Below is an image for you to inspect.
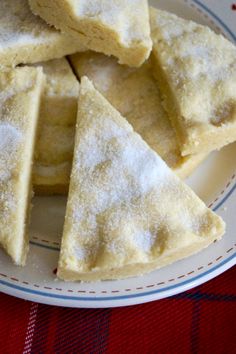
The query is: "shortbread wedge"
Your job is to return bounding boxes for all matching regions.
[70,51,206,178]
[33,58,79,194]
[0,67,44,265]
[0,0,85,69]
[57,77,225,282]
[150,8,236,156]
[29,0,152,67]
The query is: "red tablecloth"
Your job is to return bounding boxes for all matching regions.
[0,266,235,353]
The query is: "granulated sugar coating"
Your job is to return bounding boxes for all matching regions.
[0,66,44,266]
[29,0,152,66]
[57,77,225,282]
[151,7,236,156]
[0,0,85,68]
[70,51,207,178]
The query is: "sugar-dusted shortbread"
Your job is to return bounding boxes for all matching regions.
[57,77,225,282]
[150,8,236,156]
[0,0,85,69]
[33,58,79,194]
[0,67,44,265]
[29,0,152,67]
[70,51,206,178]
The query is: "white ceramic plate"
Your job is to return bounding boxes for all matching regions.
[0,0,235,308]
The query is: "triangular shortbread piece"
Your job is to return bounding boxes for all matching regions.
[0,0,85,69]
[0,67,44,265]
[33,58,79,195]
[70,51,206,178]
[150,8,236,156]
[57,77,225,281]
[29,0,152,67]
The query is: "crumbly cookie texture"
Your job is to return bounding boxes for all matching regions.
[70,51,206,179]
[0,0,85,69]
[57,77,225,282]
[29,0,152,67]
[150,8,236,156]
[0,66,44,265]
[33,58,79,195]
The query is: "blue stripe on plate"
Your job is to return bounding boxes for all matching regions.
[213,181,236,211]
[29,2,236,253]
[193,0,236,42]
[0,253,235,301]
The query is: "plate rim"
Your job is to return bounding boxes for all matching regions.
[0,252,235,307]
[1,0,236,307]
[1,176,235,307]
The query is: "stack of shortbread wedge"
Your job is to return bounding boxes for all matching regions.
[0,0,235,282]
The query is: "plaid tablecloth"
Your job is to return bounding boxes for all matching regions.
[0,266,235,353]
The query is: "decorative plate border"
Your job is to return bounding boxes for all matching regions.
[192,0,236,42]
[29,0,236,251]
[0,246,235,301]
[1,171,235,301]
